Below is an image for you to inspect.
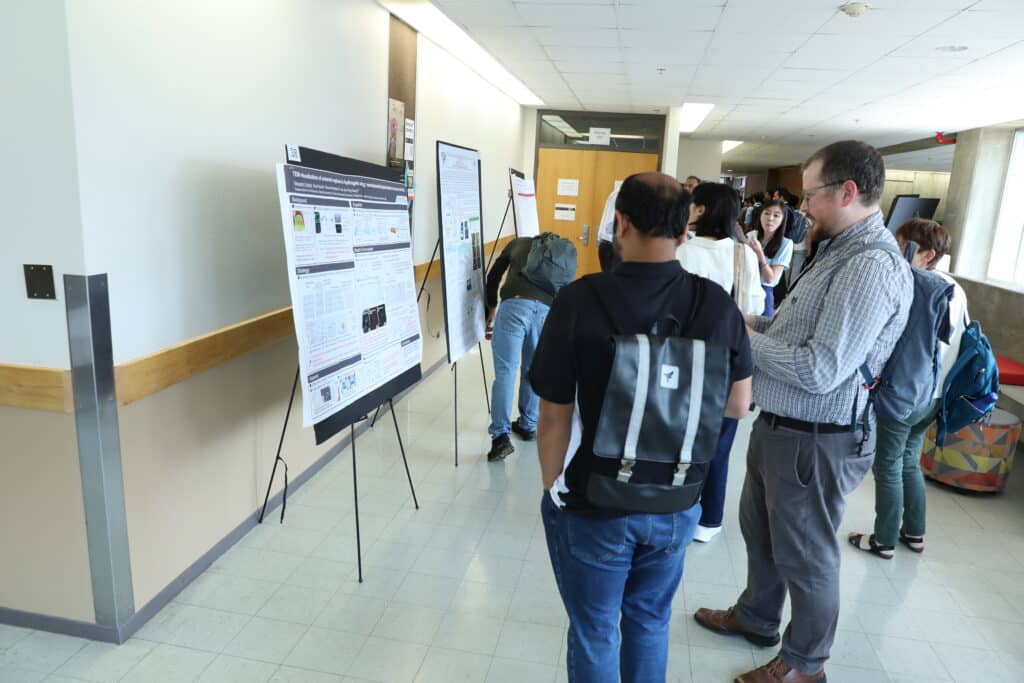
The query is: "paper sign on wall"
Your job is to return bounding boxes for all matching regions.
[404,119,415,161]
[554,203,576,221]
[589,127,611,145]
[510,174,540,238]
[557,178,579,196]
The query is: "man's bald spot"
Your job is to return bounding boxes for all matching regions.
[633,171,683,199]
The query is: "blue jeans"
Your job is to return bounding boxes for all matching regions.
[488,298,548,439]
[541,493,699,683]
[699,417,739,528]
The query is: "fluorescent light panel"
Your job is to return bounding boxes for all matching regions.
[679,103,714,133]
[381,1,544,106]
[722,140,744,154]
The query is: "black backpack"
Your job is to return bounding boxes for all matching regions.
[583,273,732,514]
[785,206,809,245]
[522,232,578,295]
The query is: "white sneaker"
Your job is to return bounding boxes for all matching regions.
[693,524,722,543]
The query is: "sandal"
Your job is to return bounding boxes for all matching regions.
[899,530,925,554]
[847,532,894,559]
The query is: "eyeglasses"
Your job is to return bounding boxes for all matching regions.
[801,181,845,204]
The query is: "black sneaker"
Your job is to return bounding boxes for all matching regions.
[511,419,536,441]
[487,435,514,462]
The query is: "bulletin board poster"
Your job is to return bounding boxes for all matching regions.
[509,169,540,238]
[276,146,422,442]
[436,140,487,364]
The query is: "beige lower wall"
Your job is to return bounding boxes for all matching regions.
[881,170,952,224]
[121,274,449,609]
[0,407,95,622]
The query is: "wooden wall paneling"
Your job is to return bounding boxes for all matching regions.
[0,364,72,413]
[113,308,295,406]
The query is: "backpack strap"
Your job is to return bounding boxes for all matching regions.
[731,242,746,308]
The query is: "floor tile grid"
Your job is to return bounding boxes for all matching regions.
[7,348,1024,682]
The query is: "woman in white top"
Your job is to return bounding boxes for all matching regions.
[675,182,761,543]
[849,219,969,559]
[745,200,794,316]
[676,183,765,316]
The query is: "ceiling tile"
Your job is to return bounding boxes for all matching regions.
[618,30,710,50]
[816,7,960,37]
[890,33,1019,61]
[556,60,627,75]
[515,3,617,29]
[615,4,722,30]
[622,43,709,66]
[927,8,1024,39]
[718,3,838,34]
[530,28,618,47]
[501,59,564,81]
[544,46,623,62]
[436,1,525,27]
[563,72,627,88]
[771,67,851,85]
[469,27,542,56]
[785,34,905,70]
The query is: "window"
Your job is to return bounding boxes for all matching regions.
[988,129,1024,287]
[537,111,665,153]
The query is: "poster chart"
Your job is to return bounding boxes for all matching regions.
[276,147,422,443]
[436,140,487,364]
[509,169,540,238]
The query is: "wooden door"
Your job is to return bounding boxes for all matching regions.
[536,148,660,277]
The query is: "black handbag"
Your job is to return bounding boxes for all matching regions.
[583,273,731,514]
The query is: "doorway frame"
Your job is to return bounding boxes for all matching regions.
[533,109,668,179]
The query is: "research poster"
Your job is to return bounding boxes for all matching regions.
[276,158,422,428]
[510,171,540,238]
[436,141,487,364]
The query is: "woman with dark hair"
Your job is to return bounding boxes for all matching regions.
[746,200,794,316]
[678,183,765,315]
[676,182,762,543]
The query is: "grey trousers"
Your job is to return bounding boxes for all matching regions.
[734,415,875,674]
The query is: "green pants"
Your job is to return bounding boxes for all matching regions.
[873,401,939,547]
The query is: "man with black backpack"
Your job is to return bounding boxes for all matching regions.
[484,232,577,462]
[529,172,753,682]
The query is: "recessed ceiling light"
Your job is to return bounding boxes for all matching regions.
[381,1,542,105]
[722,140,744,154]
[936,45,969,52]
[679,103,715,133]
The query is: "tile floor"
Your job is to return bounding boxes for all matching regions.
[3,349,1024,682]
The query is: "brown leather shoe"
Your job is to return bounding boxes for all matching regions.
[735,656,826,683]
[693,606,780,647]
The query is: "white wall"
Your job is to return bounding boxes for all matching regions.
[661,106,682,175]
[412,37,525,263]
[676,138,723,184]
[0,0,86,368]
[945,126,1015,279]
[63,0,390,364]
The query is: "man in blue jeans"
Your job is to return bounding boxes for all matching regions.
[484,236,572,462]
[530,173,753,681]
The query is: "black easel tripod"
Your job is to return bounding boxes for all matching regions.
[258,366,419,583]
[409,231,496,467]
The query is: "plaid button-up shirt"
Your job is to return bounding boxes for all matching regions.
[749,211,913,425]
